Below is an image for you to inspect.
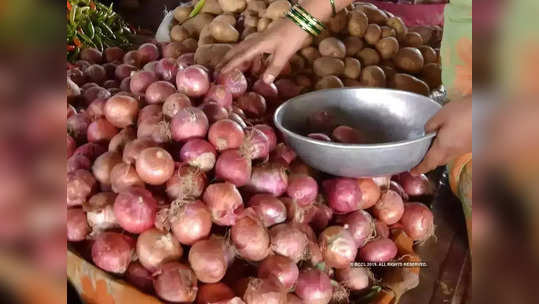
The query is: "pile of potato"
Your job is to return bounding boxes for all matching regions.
[169,0,442,96]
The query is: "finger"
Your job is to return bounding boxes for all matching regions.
[410,140,446,176]
[424,110,446,133]
[262,51,289,84]
[221,43,264,74]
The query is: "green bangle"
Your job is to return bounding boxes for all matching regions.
[286,10,319,36]
[286,4,326,36]
[290,7,322,34]
[294,5,326,32]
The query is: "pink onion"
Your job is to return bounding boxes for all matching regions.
[120,77,131,91]
[73,142,106,161]
[269,223,309,263]
[104,47,124,63]
[113,187,158,233]
[217,69,248,98]
[394,172,433,197]
[67,169,97,207]
[176,65,210,97]
[68,68,86,85]
[153,262,198,302]
[231,208,271,261]
[155,57,179,81]
[145,81,176,104]
[188,236,232,283]
[84,86,111,104]
[84,64,107,84]
[358,178,381,209]
[130,70,158,94]
[335,266,371,291]
[322,178,362,214]
[236,92,267,118]
[136,228,183,272]
[200,102,229,123]
[108,127,136,153]
[115,64,137,80]
[138,43,160,63]
[196,283,235,304]
[67,154,91,173]
[143,61,158,73]
[122,138,156,164]
[308,133,332,142]
[335,210,374,247]
[252,79,278,100]
[318,226,358,269]
[104,94,139,128]
[359,238,398,262]
[248,194,287,227]
[179,139,216,172]
[287,174,318,207]
[203,182,244,226]
[170,107,209,141]
[83,192,119,232]
[240,127,270,160]
[309,202,334,232]
[374,219,390,238]
[103,79,119,89]
[125,262,154,294]
[271,143,297,166]
[208,119,245,151]
[162,93,192,119]
[87,118,119,143]
[390,180,409,201]
[204,84,233,108]
[295,268,333,304]
[110,162,144,193]
[169,200,212,245]
[91,232,135,274]
[177,53,195,69]
[92,151,122,185]
[137,118,171,144]
[123,50,143,67]
[399,202,434,242]
[258,255,299,290]
[87,98,107,121]
[229,112,247,129]
[245,162,288,197]
[67,112,90,142]
[254,124,277,151]
[166,164,207,200]
[135,147,175,185]
[307,111,337,134]
[67,208,90,241]
[332,125,364,143]
[372,175,391,190]
[80,47,103,63]
[215,149,252,187]
[67,134,76,158]
[243,277,286,304]
[372,190,404,225]
[162,42,184,59]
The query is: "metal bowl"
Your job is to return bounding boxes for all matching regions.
[273,88,442,177]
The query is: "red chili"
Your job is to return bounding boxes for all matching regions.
[73,37,82,47]
[67,45,76,51]
[90,1,96,10]
[67,1,72,11]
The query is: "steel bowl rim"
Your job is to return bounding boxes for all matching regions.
[273,88,440,149]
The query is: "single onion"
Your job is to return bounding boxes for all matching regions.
[271,143,297,166]
[177,53,195,69]
[130,70,158,94]
[169,200,212,245]
[155,57,179,81]
[357,178,382,209]
[67,169,97,207]
[372,175,391,190]
[87,98,106,121]
[162,41,184,59]
[138,43,160,63]
[145,81,176,105]
[287,174,318,207]
[258,255,299,291]
[179,138,216,171]
[322,178,362,214]
[123,50,142,67]
[91,232,135,274]
[162,93,192,119]
[110,162,144,193]
[67,134,76,158]
[399,202,434,242]
[73,142,106,161]
[372,190,404,225]
[67,154,91,173]
[105,47,124,63]
[87,118,119,143]
[275,78,302,99]
[359,238,398,262]
[332,125,364,143]
[395,172,433,197]
[229,112,247,129]
[309,202,334,232]
[153,262,198,303]
[80,47,103,63]
[216,69,248,98]
[113,187,158,233]
[115,64,137,80]
[243,277,286,304]
[204,84,233,108]
[196,283,235,304]
[171,107,209,141]
[335,266,371,291]
[120,77,131,91]
[269,223,308,263]
[335,210,374,247]
[245,162,288,197]
[84,86,111,104]
[68,68,86,85]
[136,228,183,272]
[215,149,252,187]
[67,208,90,242]
[252,79,278,100]
[308,133,332,142]
[108,127,136,153]
[166,164,207,199]
[200,102,229,123]
[208,119,245,151]
[248,194,287,227]
[188,236,231,283]
[92,151,122,185]
[390,181,409,201]
[295,268,332,304]
[67,112,90,142]
[83,192,119,232]
[318,226,358,269]
[254,124,277,152]
[125,262,154,294]
[240,128,270,160]
[236,92,267,118]
[122,138,156,164]
[84,64,107,84]
[104,94,139,128]
[177,65,210,97]
[203,182,244,226]
[307,111,336,134]
[374,219,390,238]
[137,119,171,144]
[231,208,271,261]
[135,147,174,185]
[138,104,163,125]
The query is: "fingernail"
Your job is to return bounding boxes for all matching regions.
[264,74,275,84]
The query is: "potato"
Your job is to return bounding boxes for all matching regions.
[257,18,271,32]
[402,32,424,48]
[393,47,424,74]
[290,54,306,71]
[357,48,381,66]
[375,37,399,60]
[198,25,215,46]
[243,13,259,28]
[381,26,396,38]
[201,0,223,14]
[343,78,362,87]
[194,43,233,68]
[301,47,321,63]
[359,6,387,25]
[182,38,198,52]
[365,24,382,45]
[348,11,369,37]
[329,9,349,34]
[170,25,190,42]
[421,63,442,90]
[174,6,192,23]
[247,0,267,17]
[210,21,240,43]
[213,14,236,25]
[313,57,345,77]
[183,13,214,37]
[381,65,396,81]
[410,26,433,45]
[315,75,344,90]
[360,65,386,87]
[319,37,346,58]
[264,0,291,20]
[390,73,429,96]
[431,26,443,46]
[218,0,246,13]
[344,57,362,80]
[241,27,257,39]
[417,46,437,64]
[344,37,364,56]
[386,16,408,41]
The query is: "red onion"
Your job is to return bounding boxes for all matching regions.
[67,154,91,173]
[322,178,362,214]
[166,164,207,199]
[67,169,97,207]
[295,268,333,304]
[67,104,77,118]
[153,262,198,303]
[390,181,409,201]
[68,67,86,85]
[92,151,122,185]
[258,255,299,290]
[171,107,209,141]
[137,118,172,144]
[217,69,248,98]
[83,192,119,232]
[275,79,302,100]
[138,104,163,124]
[252,79,278,100]
[67,208,90,242]
[208,119,245,151]
[80,47,103,63]
[271,143,297,166]
[372,190,405,225]
[307,111,337,134]
[372,175,391,190]
[144,81,176,104]
[135,147,175,185]
[309,202,334,232]
[144,61,158,72]
[395,172,433,197]
[125,262,154,294]
[103,79,119,89]
[177,53,195,69]
[104,47,124,63]
[287,174,318,207]
[308,133,332,142]
[163,93,192,119]
[243,277,287,304]
[200,102,229,123]
[130,70,158,94]
[231,208,271,261]
[332,125,364,143]
[318,226,358,269]
[113,187,158,233]
[110,162,144,193]
[91,232,134,274]
[108,127,136,153]
[87,98,106,121]
[254,124,277,152]
[215,149,252,187]
[335,266,371,291]
[245,162,288,197]
[84,64,107,84]
[169,200,212,245]
[203,182,244,226]
[248,194,287,227]
[236,92,267,118]
[122,138,156,164]
[155,57,179,81]
[139,43,160,62]
[120,77,131,91]
[87,118,119,142]
[229,112,247,129]
[123,50,142,67]
[162,42,184,59]
[67,134,76,158]
[179,139,217,171]
[399,202,434,242]
[67,112,90,142]
[73,142,106,161]
[269,223,309,263]
[240,128,270,160]
[136,228,183,272]
[357,178,381,209]
[336,210,374,248]
[204,84,233,109]
[115,64,137,80]
[359,238,398,262]
[374,219,390,238]
[84,86,111,104]
[176,65,210,97]
[196,283,235,304]
[188,236,232,283]
[104,94,139,128]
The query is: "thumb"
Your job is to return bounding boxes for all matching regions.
[425,111,445,133]
[262,52,289,84]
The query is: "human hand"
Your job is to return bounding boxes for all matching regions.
[219,18,309,84]
[411,95,472,175]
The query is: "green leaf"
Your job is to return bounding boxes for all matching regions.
[188,0,206,18]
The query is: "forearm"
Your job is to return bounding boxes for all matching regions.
[300,0,356,23]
